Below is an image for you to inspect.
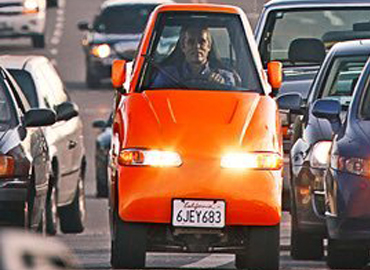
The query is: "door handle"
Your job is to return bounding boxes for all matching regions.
[68,140,77,150]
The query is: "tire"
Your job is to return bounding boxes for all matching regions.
[46,181,58,235]
[59,174,86,233]
[236,225,280,270]
[32,34,45,48]
[327,239,369,269]
[96,175,108,198]
[86,66,101,89]
[111,212,147,269]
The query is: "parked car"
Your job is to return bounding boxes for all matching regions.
[77,0,173,88]
[0,0,46,48]
[278,39,370,260]
[109,3,284,269]
[309,52,370,269]
[0,66,56,230]
[0,55,87,235]
[92,113,112,198]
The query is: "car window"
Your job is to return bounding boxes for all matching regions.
[320,56,367,106]
[9,69,39,108]
[260,8,370,67]
[94,4,157,34]
[140,12,262,92]
[0,79,16,125]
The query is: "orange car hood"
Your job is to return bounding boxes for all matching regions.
[124,90,279,157]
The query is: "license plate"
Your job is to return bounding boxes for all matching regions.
[172,199,225,228]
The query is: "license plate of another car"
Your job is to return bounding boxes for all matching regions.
[172,199,225,228]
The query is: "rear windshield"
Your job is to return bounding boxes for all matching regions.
[260,8,370,67]
[9,70,38,108]
[94,4,157,34]
[139,12,262,93]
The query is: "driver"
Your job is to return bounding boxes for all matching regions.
[151,25,236,88]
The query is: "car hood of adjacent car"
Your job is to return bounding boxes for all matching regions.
[122,90,280,156]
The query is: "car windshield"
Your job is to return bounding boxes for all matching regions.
[320,56,367,107]
[9,70,39,108]
[260,8,370,67]
[140,12,262,93]
[94,4,157,34]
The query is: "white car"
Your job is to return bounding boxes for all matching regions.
[0,55,86,235]
[0,0,46,48]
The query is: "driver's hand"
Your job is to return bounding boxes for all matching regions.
[209,72,225,84]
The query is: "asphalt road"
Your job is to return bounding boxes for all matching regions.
[0,0,361,269]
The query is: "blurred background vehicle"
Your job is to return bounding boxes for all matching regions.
[0,55,87,235]
[77,0,173,88]
[47,0,58,8]
[278,39,370,261]
[0,229,79,270]
[92,113,112,198]
[319,54,370,269]
[0,0,47,48]
[0,66,55,231]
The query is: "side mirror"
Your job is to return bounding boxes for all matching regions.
[24,108,56,127]
[267,61,282,93]
[77,21,90,31]
[111,59,127,94]
[92,120,107,129]
[276,93,303,114]
[312,99,342,133]
[55,101,79,121]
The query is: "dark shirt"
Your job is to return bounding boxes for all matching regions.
[151,62,236,88]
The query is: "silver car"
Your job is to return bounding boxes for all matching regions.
[0,55,86,235]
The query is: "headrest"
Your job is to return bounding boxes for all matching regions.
[288,38,326,63]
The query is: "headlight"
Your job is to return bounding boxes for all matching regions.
[91,44,111,58]
[23,0,39,13]
[221,152,283,170]
[310,141,332,169]
[0,155,14,177]
[331,155,370,177]
[118,149,182,167]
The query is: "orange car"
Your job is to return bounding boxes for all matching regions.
[109,4,283,270]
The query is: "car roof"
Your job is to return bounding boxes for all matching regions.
[102,0,173,9]
[154,4,244,15]
[330,39,370,56]
[265,0,370,9]
[0,55,49,71]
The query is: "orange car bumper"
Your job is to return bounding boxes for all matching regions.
[117,160,282,226]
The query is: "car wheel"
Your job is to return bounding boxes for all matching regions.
[327,239,369,269]
[236,225,280,270]
[86,67,101,89]
[59,174,86,233]
[111,211,147,269]
[96,174,108,198]
[46,181,58,235]
[32,34,45,49]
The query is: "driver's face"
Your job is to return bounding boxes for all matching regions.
[181,28,211,67]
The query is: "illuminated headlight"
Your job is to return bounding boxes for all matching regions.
[91,44,111,58]
[221,152,283,170]
[310,141,332,169]
[23,0,39,13]
[332,155,370,177]
[118,149,182,167]
[0,155,14,177]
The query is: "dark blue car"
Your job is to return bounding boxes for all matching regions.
[313,51,370,269]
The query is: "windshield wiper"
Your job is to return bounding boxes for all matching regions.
[142,54,189,89]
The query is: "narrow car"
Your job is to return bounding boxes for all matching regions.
[312,52,370,269]
[0,55,87,235]
[0,0,46,48]
[77,0,173,88]
[278,39,370,260]
[109,3,283,270]
[0,66,55,230]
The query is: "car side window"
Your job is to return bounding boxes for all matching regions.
[0,79,17,126]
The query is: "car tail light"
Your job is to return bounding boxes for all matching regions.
[221,152,283,170]
[331,155,370,177]
[23,0,39,14]
[0,155,15,177]
[118,149,182,167]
